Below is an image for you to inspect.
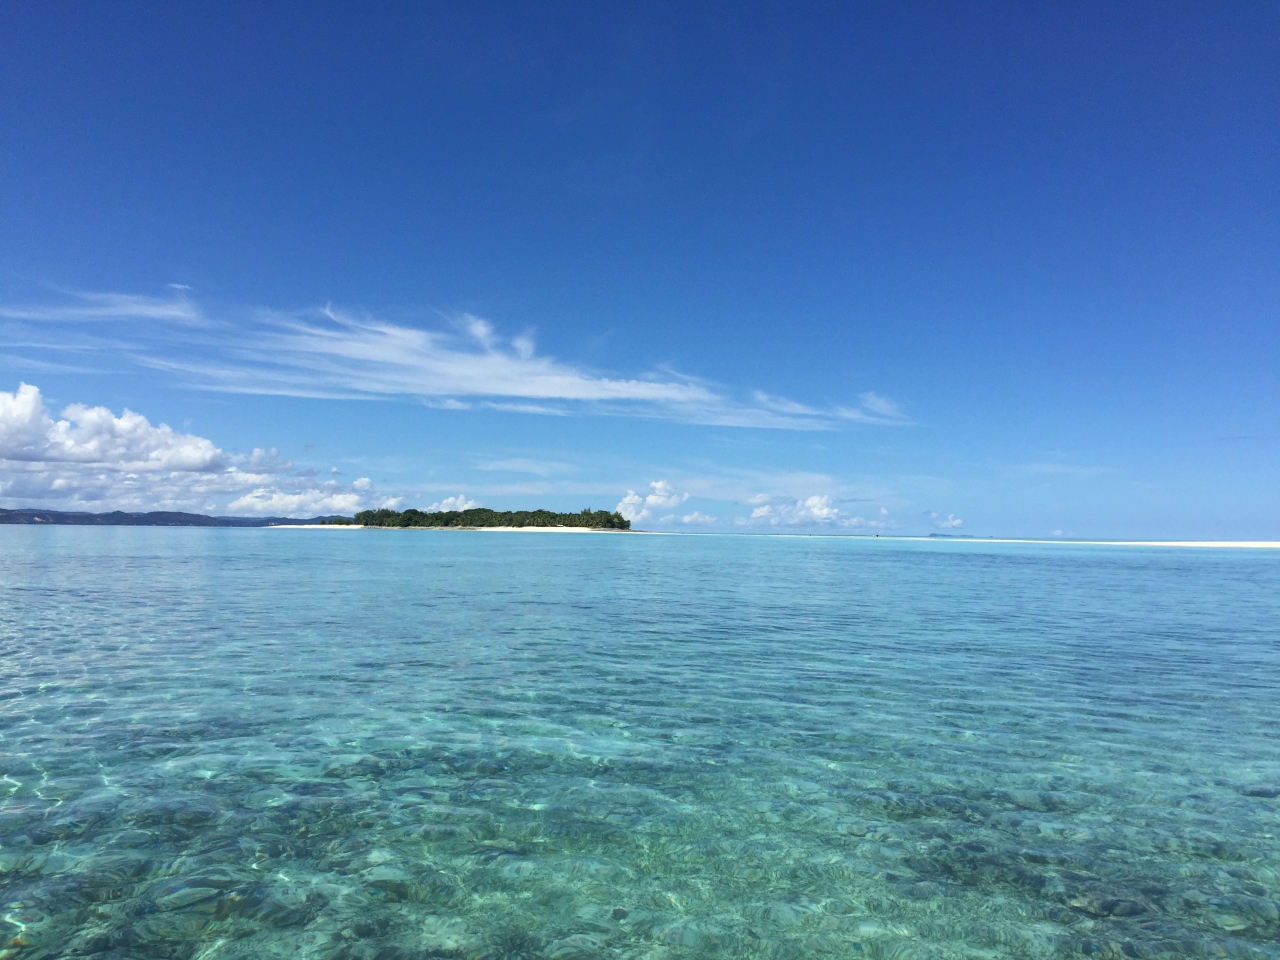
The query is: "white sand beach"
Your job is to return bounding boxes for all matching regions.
[925,538,1280,549]
[267,524,635,532]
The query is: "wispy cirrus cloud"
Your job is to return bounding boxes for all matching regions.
[0,288,203,324]
[232,308,719,405]
[3,288,916,431]
[477,458,573,476]
[1017,462,1113,478]
[839,391,913,426]
[751,390,914,427]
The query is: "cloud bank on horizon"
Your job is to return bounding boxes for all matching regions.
[0,290,951,527]
[0,289,913,431]
[0,381,926,527]
[0,383,388,516]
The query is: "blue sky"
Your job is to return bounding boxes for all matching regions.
[1,2,1277,537]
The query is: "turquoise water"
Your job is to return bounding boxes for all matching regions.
[1,529,1279,960]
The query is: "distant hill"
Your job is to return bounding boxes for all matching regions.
[0,508,351,527]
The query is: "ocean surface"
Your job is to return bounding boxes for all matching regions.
[1,528,1278,960]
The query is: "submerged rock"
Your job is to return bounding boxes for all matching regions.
[1238,785,1280,799]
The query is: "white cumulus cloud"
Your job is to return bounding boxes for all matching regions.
[0,382,226,470]
[426,494,479,512]
[930,511,964,529]
[681,511,716,525]
[0,383,384,517]
[225,487,364,516]
[616,480,689,523]
[740,494,896,530]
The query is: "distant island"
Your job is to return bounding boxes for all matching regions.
[355,507,630,529]
[0,508,349,527]
[0,505,631,530]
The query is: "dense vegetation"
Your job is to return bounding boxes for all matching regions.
[354,507,630,529]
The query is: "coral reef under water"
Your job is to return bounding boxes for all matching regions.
[1,530,1277,959]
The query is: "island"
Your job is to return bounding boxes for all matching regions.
[0,505,632,530]
[0,508,350,527]
[355,507,631,530]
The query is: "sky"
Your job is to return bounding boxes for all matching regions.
[1,1,1277,537]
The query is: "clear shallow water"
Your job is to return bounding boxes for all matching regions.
[1,529,1279,960]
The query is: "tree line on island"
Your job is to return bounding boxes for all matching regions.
[352,507,631,529]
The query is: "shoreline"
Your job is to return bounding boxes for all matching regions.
[662,533,1280,548]
[262,526,1279,546]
